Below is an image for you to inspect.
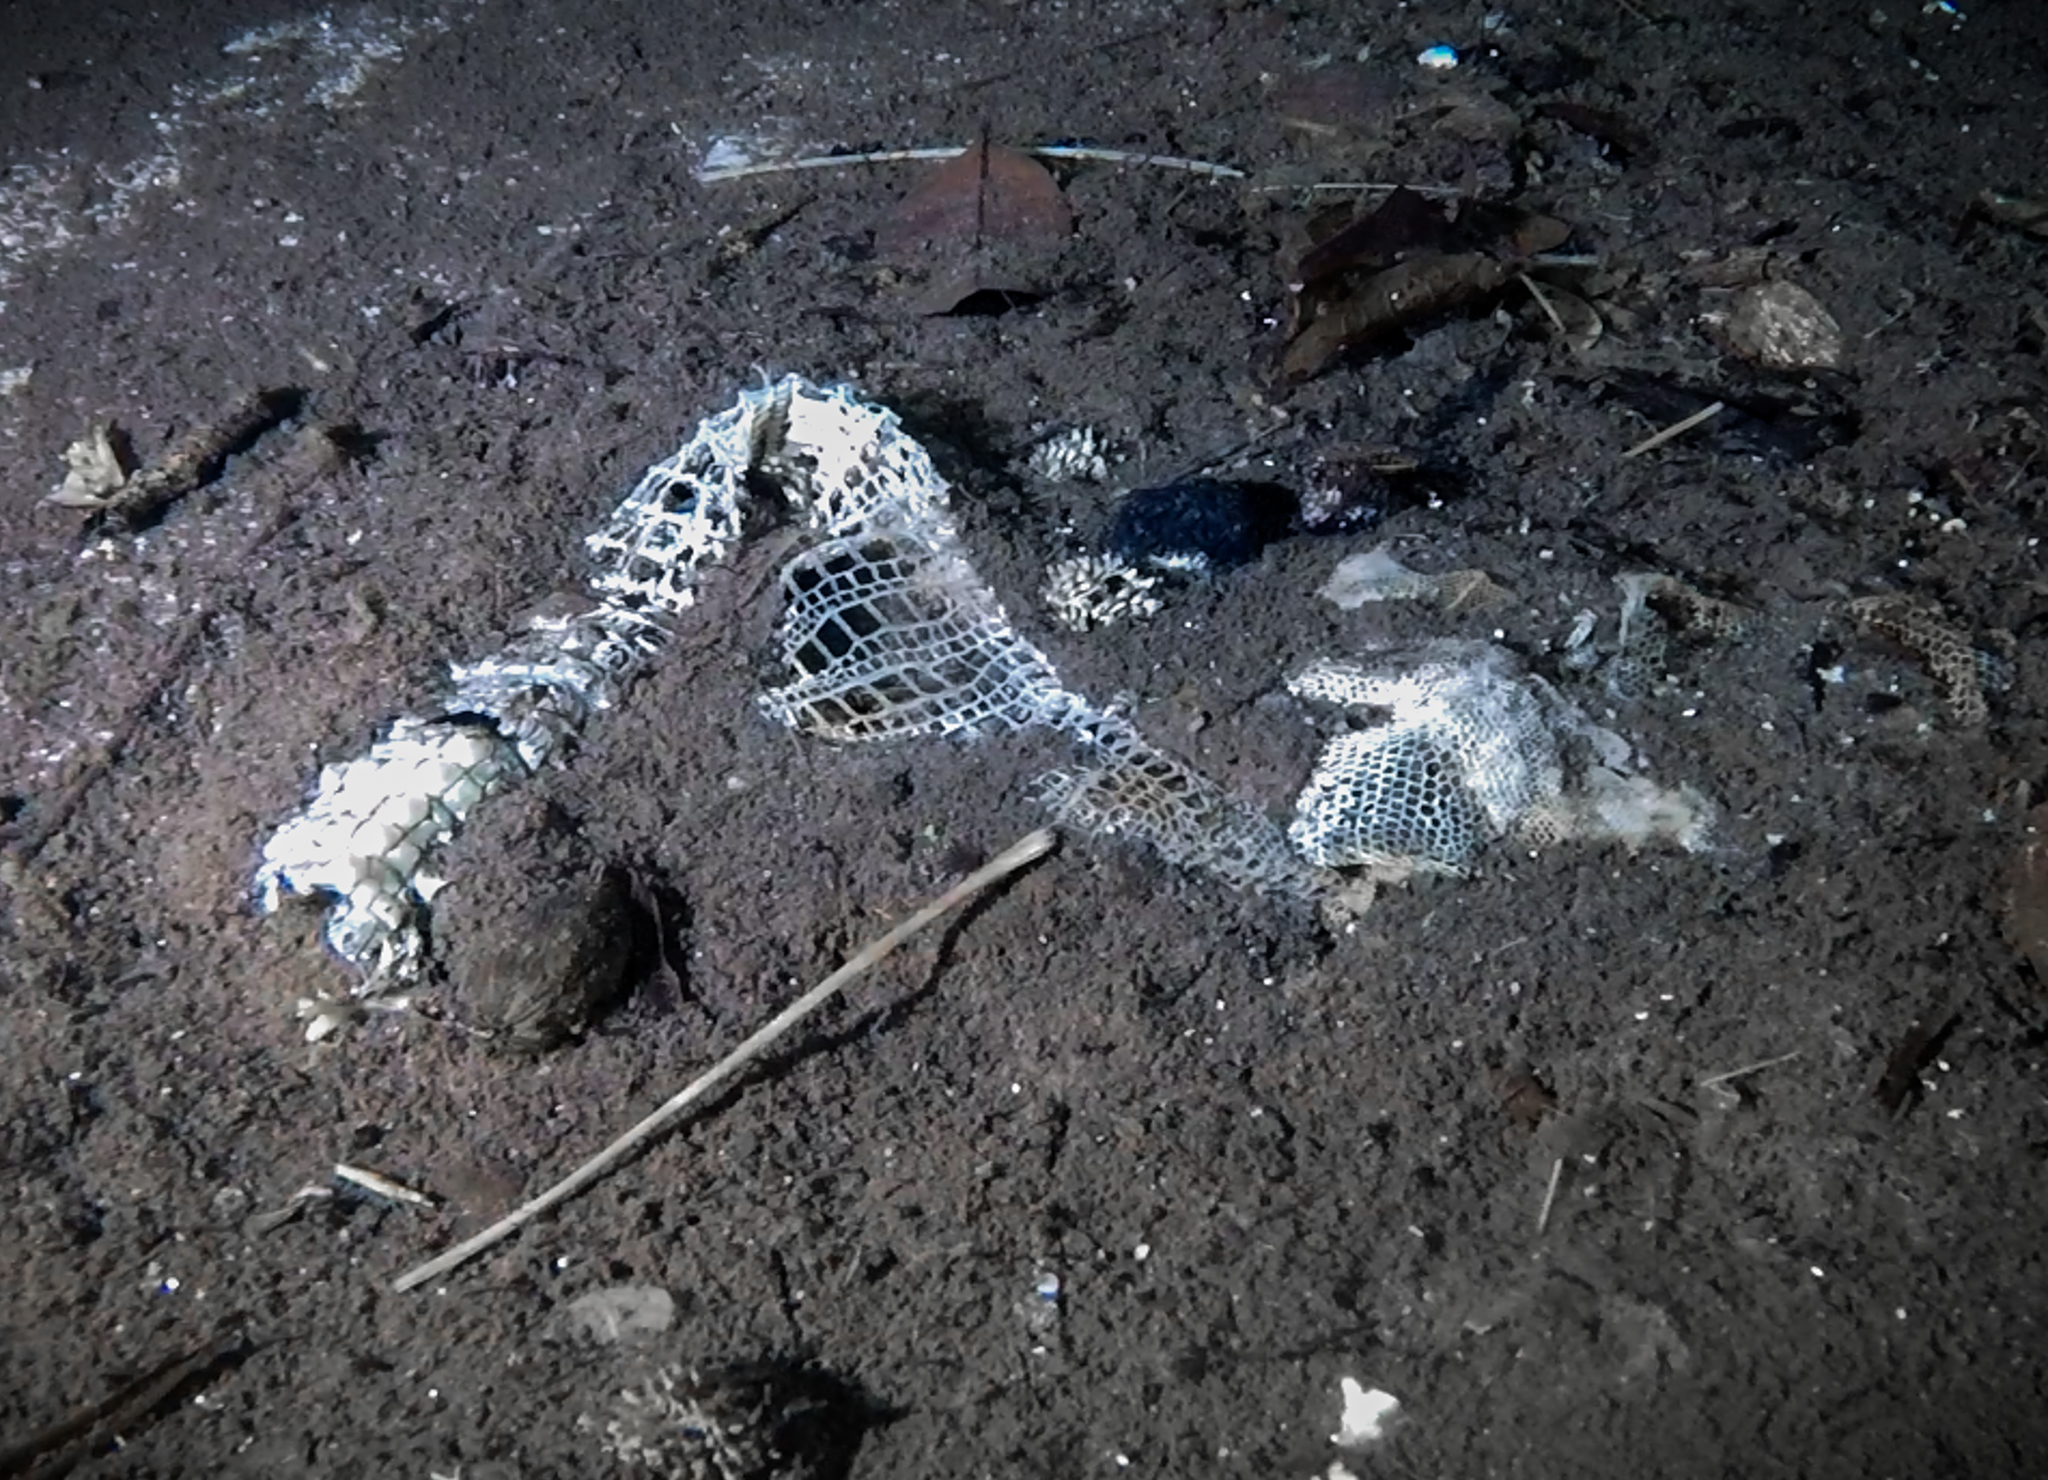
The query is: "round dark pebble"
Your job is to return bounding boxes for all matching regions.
[433,796,646,1052]
[461,866,640,1052]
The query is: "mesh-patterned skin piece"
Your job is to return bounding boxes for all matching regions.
[759,521,1078,741]
[1288,646,1565,874]
[260,377,854,984]
[256,720,516,980]
[1607,572,1755,700]
[1289,725,1483,873]
[739,397,1085,742]
[1840,593,2001,726]
[1038,715,1333,898]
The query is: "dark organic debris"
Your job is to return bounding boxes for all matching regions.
[1296,441,1442,532]
[1490,1066,1558,1132]
[1537,101,1657,164]
[1598,368,1859,462]
[1871,992,1967,1116]
[456,864,645,1054]
[1967,190,2048,242]
[1280,188,1573,380]
[1107,479,1296,574]
[2003,802,2048,991]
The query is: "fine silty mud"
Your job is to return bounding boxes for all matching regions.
[3,1,2047,1476]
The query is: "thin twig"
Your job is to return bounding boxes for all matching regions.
[1536,1156,1565,1234]
[1700,1050,1803,1108]
[1031,146,1242,179]
[1697,1051,1802,1090]
[1517,271,1569,338]
[1245,180,1463,199]
[697,144,1242,185]
[1623,400,1725,458]
[392,826,1058,1293]
[333,1163,435,1209]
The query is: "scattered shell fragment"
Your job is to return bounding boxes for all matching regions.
[1319,546,1509,612]
[1703,281,1844,370]
[1333,1376,1402,1447]
[550,1286,678,1346]
[49,422,130,507]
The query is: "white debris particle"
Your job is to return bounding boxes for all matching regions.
[1333,1377,1400,1447]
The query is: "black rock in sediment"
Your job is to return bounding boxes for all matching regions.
[1106,478,1296,574]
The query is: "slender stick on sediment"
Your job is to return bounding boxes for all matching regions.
[393,826,1058,1293]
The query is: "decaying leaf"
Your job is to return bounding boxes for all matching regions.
[1280,189,1574,379]
[1283,252,1512,380]
[874,140,1072,315]
[48,423,130,508]
[1293,186,1455,291]
[875,140,1072,262]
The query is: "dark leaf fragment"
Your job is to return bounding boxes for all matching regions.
[1537,101,1657,164]
[1293,186,1455,291]
[1283,253,1513,381]
[1968,190,2048,241]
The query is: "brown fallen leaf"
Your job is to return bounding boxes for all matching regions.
[875,139,1072,263]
